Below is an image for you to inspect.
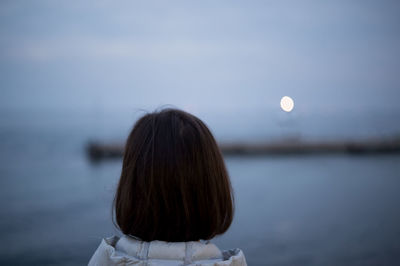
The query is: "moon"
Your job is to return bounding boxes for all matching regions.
[280,96,294,112]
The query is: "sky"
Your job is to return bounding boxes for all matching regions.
[0,0,400,116]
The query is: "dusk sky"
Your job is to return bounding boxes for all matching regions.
[1,1,399,115]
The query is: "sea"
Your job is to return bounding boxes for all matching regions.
[0,108,399,266]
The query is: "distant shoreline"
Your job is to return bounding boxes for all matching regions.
[86,136,400,161]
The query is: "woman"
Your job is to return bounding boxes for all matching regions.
[89,108,247,265]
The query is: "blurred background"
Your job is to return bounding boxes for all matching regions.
[1,1,400,265]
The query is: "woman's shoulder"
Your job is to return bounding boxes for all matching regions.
[88,235,247,266]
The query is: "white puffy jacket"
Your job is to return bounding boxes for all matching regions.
[88,235,247,266]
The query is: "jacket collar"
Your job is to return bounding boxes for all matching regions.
[115,235,222,261]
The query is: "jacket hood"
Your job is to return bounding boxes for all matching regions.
[88,235,247,266]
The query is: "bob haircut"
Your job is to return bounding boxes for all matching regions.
[113,108,234,242]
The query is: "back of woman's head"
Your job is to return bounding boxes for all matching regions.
[114,108,234,242]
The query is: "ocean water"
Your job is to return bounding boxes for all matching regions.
[0,109,399,266]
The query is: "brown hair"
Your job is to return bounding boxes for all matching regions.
[113,108,234,242]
